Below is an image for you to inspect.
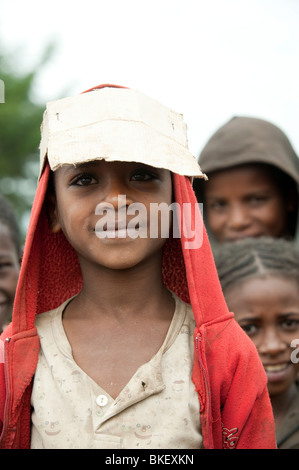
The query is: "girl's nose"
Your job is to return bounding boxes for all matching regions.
[228,205,251,231]
[102,177,133,210]
[258,329,286,357]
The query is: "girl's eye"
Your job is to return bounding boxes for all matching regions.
[0,262,13,270]
[248,195,268,206]
[208,200,227,211]
[282,318,299,331]
[71,174,97,186]
[241,323,258,336]
[130,168,158,182]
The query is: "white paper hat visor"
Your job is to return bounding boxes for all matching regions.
[39,87,206,179]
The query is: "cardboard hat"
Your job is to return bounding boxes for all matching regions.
[39,85,207,179]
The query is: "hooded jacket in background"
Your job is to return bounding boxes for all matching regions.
[193,116,299,244]
[0,88,276,449]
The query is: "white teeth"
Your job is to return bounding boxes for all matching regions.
[264,364,289,372]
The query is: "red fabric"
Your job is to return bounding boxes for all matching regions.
[81,84,128,93]
[0,87,277,449]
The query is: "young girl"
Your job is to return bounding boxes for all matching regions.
[0,85,276,449]
[214,237,299,448]
[193,116,299,246]
[0,193,21,332]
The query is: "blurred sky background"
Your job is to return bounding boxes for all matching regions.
[0,0,299,159]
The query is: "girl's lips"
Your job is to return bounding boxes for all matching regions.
[101,227,139,238]
[95,222,146,239]
[226,233,261,241]
[264,362,292,382]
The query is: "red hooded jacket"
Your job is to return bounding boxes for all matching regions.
[0,89,276,449]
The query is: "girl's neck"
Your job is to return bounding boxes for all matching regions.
[270,383,297,430]
[72,255,172,321]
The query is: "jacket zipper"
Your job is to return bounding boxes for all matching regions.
[195,332,212,449]
[0,337,11,447]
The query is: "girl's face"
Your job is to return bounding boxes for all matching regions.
[51,160,173,272]
[225,275,299,397]
[0,222,20,331]
[204,165,289,242]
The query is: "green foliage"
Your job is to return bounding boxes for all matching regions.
[0,44,55,240]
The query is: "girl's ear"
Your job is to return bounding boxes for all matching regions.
[46,189,61,234]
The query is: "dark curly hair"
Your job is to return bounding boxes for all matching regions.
[214,236,299,293]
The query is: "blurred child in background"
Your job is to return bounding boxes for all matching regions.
[215,237,299,448]
[193,117,299,246]
[0,193,21,332]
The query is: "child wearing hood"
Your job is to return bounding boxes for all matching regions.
[0,86,276,449]
[193,116,299,246]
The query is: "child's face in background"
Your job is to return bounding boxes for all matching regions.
[225,275,299,397]
[0,222,20,332]
[50,160,173,271]
[204,164,288,242]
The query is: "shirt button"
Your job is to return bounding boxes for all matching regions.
[96,394,108,407]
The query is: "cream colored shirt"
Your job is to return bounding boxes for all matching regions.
[31,293,202,449]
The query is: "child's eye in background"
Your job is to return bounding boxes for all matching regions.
[282,317,299,331]
[0,261,13,271]
[208,200,227,212]
[247,195,269,206]
[240,323,258,336]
